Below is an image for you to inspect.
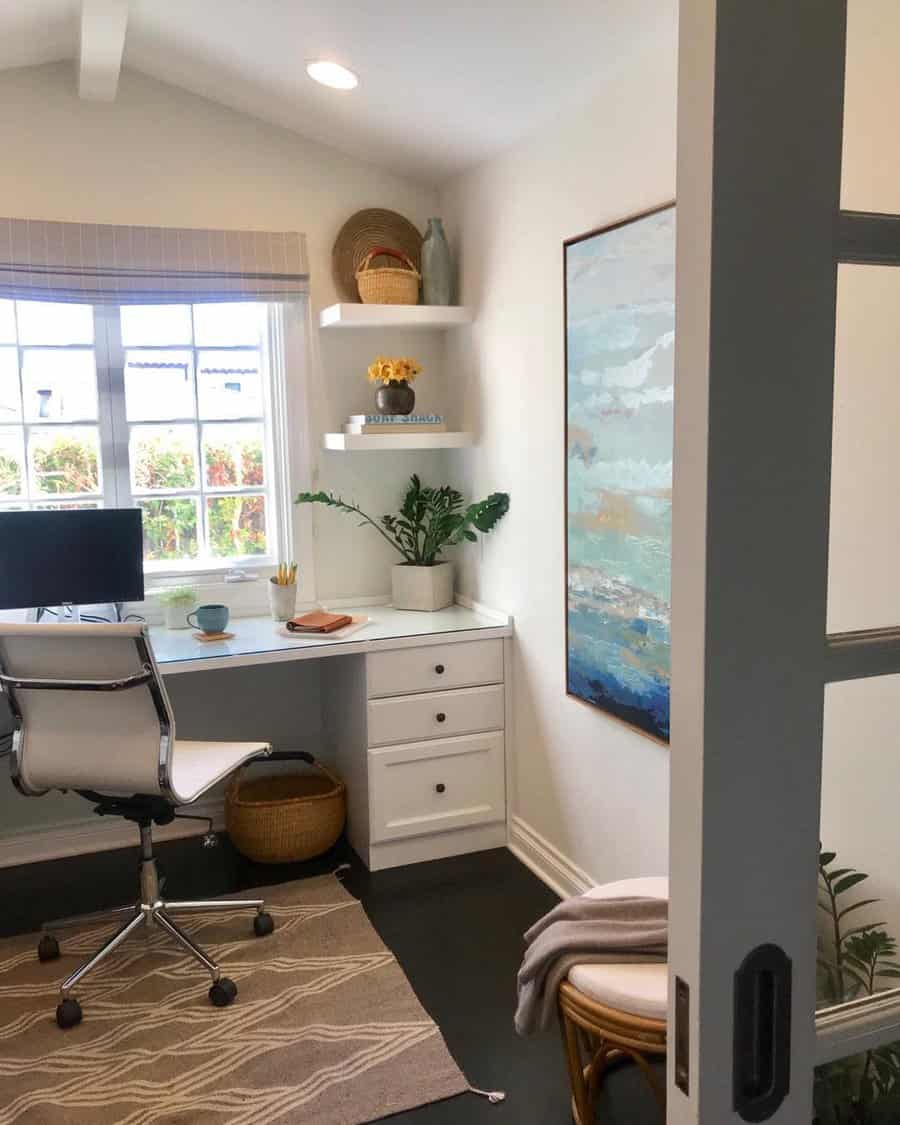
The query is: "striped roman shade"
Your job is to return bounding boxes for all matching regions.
[0,219,309,304]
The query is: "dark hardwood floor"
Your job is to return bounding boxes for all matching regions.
[0,836,664,1124]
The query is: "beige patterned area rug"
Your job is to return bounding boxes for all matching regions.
[0,875,468,1124]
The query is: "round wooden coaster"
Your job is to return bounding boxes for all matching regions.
[332,208,423,302]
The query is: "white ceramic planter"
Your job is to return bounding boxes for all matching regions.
[268,580,297,621]
[162,601,196,630]
[391,562,453,612]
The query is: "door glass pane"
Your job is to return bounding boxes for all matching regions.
[28,427,100,496]
[138,497,199,561]
[197,351,263,418]
[815,1044,900,1123]
[202,423,265,488]
[120,304,192,347]
[206,494,267,558]
[15,301,93,346]
[820,677,900,1014]
[124,350,194,420]
[842,0,900,213]
[827,265,900,633]
[192,302,265,347]
[21,349,98,422]
[130,424,198,492]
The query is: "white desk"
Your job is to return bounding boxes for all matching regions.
[152,603,513,872]
[151,604,511,674]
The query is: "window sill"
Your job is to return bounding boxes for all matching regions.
[145,560,276,584]
[137,571,312,625]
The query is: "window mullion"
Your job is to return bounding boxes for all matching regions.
[12,304,31,505]
[95,305,131,508]
[189,306,207,558]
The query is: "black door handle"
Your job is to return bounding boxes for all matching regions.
[436,712,446,723]
[435,783,446,794]
[435,664,445,674]
[733,943,792,1121]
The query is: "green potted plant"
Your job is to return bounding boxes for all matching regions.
[157,585,198,630]
[296,474,509,611]
[815,844,900,1122]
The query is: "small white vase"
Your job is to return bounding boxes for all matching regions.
[163,601,195,630]
[391,562,453,612]
[268,580,297,621]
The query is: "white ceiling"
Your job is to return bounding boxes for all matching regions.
[0,0,675,184]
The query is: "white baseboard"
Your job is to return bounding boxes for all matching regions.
[0,798,225,869]
[508,815,593,899]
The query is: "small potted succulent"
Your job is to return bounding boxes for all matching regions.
[296,475,509,611]
[367,356,422,415]
[157,585,198,630]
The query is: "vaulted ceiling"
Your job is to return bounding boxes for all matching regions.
[0,0,675,183]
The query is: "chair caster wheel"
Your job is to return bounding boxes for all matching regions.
[56,997,82,1029]
[253,911,274,937]
[209,978,237,1008]
[38,935,60,962]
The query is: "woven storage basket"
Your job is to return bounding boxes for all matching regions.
[225,757,346,864]
[355,245,420,305]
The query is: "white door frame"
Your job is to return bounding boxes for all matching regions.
[668,0,852,1120]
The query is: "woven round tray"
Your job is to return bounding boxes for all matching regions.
[225,760,346,864]
[332,208,423,302]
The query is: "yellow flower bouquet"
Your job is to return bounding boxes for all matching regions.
[366,356,423,385]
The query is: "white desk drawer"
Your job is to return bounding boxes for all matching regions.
[369,731,506,843]
[366,639,503,699]
[368,684,504,747]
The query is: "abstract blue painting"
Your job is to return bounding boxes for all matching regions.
[565,204,674,742]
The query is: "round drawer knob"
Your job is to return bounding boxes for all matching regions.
[435,664,445,675]
[436,712,446,723]
[435,783,446,794]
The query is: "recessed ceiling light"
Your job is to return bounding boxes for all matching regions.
[306,61,359,91]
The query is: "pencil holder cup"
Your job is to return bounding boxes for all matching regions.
[268,579,297,622]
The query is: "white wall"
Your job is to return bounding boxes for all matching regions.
[0,61,446,836]
[439,18,677,886]
[0,61,447,604]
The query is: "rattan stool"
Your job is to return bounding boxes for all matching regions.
[557,877,668,1123]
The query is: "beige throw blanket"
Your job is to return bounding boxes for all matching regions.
[515,895,668,1034]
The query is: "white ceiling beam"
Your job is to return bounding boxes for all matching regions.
[78,0,129,101]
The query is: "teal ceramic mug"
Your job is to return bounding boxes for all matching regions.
[186,604,230,635]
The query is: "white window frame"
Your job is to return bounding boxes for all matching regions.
[1,297,316,610]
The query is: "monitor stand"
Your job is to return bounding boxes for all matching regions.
[30,604,124,624]
[31,604,82,624]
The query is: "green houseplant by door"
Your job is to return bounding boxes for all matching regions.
[815,844,900,1123]
[296,475,509,610]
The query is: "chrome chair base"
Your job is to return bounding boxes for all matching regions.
[39,823,274,1029]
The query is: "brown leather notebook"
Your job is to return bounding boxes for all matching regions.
[286,611,353,634]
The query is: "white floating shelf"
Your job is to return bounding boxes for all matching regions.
[324,432,474,452]
[319,303,472,330]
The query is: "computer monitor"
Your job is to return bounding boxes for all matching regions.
[0,509,144,612]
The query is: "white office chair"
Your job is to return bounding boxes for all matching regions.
[0,621,275,1029]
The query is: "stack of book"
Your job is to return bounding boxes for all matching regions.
[343,413,446,435]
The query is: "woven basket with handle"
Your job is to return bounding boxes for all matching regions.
[225,752,346,864]
[355,245,421,305]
